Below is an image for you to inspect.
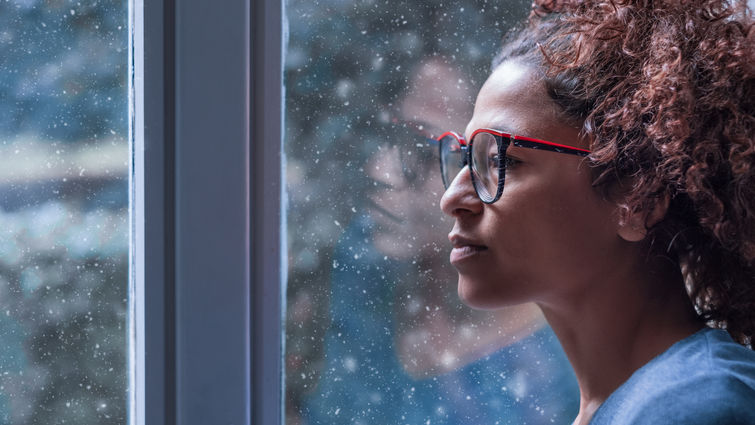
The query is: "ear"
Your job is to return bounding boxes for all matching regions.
[616,193,670,242]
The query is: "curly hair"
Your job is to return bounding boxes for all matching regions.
[494,0,755,347]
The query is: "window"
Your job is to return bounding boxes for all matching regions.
[3,0,600,422]
[137,0,755,422]
[2,0,283,423]
[284,1,579,424]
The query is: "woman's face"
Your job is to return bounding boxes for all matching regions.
[367,143,448,259]
[440,60,622,309]
[368,60,473,260]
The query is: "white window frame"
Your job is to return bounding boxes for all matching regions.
[131,0,284,423]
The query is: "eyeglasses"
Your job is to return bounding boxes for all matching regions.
[438,128,591,203]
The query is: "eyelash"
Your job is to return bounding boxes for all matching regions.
[491,155,521,169]
[503,156,521,168]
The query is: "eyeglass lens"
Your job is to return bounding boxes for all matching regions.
[470,132,503,203]
[439,134,465,188]
[439,132,508,203]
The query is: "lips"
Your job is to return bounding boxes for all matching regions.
[448,234,488,264]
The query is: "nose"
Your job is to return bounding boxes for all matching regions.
[440,165,483,218]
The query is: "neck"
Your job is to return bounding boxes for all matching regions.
[538,252,703,425]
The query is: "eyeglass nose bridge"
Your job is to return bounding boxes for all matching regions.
[457,145,469,169]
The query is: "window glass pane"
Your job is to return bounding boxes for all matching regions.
[285,1,579,424]
[0,1,129,423]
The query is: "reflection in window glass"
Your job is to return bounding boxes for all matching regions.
[285,1,579,424]
[0,1,128,423]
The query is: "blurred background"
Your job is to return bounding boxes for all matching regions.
[0,0,128,423]
[285,1,579,424]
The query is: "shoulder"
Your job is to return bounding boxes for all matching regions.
[591,328,755,425]
[640,373,755,424]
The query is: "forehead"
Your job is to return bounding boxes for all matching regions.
[465,60,583,148]
[399,60,474,132]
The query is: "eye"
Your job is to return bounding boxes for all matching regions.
[503,156,521,169]
[488,153,501,169]
[488,154,521,169]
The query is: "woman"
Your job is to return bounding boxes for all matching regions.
[438,0,755,423]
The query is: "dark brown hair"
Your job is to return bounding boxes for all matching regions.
[495,0,755,346]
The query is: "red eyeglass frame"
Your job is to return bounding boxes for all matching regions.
[437,128,591,203]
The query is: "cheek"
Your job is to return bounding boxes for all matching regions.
[484,175,617,296]
[372,185,447,258]
[456,210,541,308]
[402,178,449,247]
[542,183,618,260]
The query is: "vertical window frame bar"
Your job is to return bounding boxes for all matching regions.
[132,0,176,422]
[136,0,287,423]
[172,0,251,422]
[251,0,285,424]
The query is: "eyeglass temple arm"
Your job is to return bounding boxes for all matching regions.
[513,136,590,157]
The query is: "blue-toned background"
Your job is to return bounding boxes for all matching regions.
[0,1,128,423]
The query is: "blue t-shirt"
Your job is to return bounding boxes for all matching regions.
[591,327,755,425]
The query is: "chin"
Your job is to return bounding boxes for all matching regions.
[457,275,528,310]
